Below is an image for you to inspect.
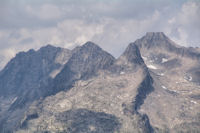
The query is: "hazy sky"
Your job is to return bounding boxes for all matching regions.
[0,0,200,69]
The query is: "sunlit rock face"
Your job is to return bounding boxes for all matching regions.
[16,42,154,133]
[0,32,200,133]
[135,32,200,132]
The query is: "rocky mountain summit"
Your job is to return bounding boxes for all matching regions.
[136,32,200,59]
[48,41,115,96]
[0,32,200,133]
[0,45,72,131]
[134,32,200,132]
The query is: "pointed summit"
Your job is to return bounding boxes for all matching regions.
[72,41,105,55]
[134,32,176,50]
[135,32,200,59]
[145,32,167,40]
[0,44,72,106]
[82,41,100,49]
[77,41,104,55]
[39,44,60,53]
[122,43,144,65]
[40,44,56,49]
[111,43,147,73]
[50,42,115,95]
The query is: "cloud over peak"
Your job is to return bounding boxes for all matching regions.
[0,0,199,69]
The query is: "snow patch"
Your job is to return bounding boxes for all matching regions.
[159,73,164,76]
[142,56,147,60]
[184,75,193,81]
[120,71,125,75]
[147,64,157,70]
[162,58,168,63]
[189,76,192,81]
[11,97,18,104]
[190,100,197,104]
[161,85,167,90]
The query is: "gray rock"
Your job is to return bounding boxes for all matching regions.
[48,41,115,95]
[56,109,121,133]
[0,44,72,132]
[1,32,200,133]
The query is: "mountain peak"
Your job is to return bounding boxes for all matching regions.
[81,41,101,50]
[39,44,58,51]
[144,32,168,40]
[122,43,144,65]
[134,32,173,50]
[51,41,115,95]
[146,32,165,36]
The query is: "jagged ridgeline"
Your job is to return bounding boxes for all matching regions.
[0,32,200,133]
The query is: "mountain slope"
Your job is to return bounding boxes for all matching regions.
[134,32,200,132]
[0,45,72,132]
[135,32,200,59]
[0,45,71,97]
[0,33,200,133]
[16,43,154,133]
[47,41,115,96]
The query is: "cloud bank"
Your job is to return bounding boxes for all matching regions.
[0,0,200,69]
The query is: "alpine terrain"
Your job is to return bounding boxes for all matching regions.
[0,32,199,133]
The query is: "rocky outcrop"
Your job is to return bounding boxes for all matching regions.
[0,45,72,132]
[136,32,200,132]
[56,109,121,133]
[135,32,200,59]
[0,45,71,97]
[122,43,145,65]
[119,43,154,133]
[12,42,155,133]
[48,41,115,96]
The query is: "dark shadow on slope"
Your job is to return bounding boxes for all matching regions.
[20,113,39,129]
[45,42,115,97]
[133,72,154,111]
[126,72,155,133]
[55,109,121,133]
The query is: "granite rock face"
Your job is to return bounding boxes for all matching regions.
[135,32,200,132]
[0,45,71,97]
[49,41,115,95]
[122,43,144,65]
[55,109,121,133]
[0,45,72,132]
[135,32,200,59]
[15,42,154,133]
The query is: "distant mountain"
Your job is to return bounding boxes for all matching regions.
[17,42,154,133]
[0,33,200,133]
[0,45,72,132]
[48,41,115,96]
[135,32,200,59]
[134,32,200,132]
[0,45,71,97]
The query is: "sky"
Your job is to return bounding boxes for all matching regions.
[0,0,200,69]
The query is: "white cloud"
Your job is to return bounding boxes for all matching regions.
[26,4,63,20]
[0,0,200,70]
[166,1,200,46]
[0,48,17,70]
